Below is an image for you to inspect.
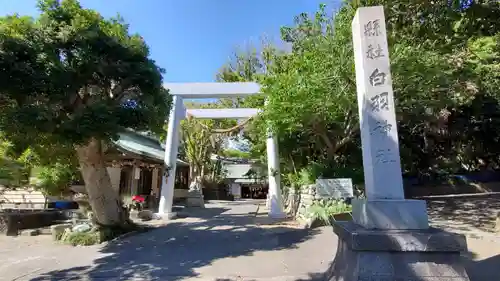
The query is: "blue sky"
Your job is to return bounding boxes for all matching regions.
[0,0,339,83]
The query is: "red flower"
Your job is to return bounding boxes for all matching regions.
[132,195,145,203]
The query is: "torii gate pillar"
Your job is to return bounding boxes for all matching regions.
[157,95,183,219]
[266,127,285,218]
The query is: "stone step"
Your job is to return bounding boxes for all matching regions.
[19,226,52,236]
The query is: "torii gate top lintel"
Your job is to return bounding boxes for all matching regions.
[185,108,260,119]
[164,82,262,119]
[164,82,261,99]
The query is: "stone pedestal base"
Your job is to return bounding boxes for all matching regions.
[352,198,429,230]
[268,211,287,219]
[155,212,177,220]
[326,221,470,281]
[186,190,205,208]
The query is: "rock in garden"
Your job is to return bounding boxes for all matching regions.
[129,210,139,220]
[87,211,98,226]
[72,223,92,233]
[21,229,41,236]
[50,223,72,240]
[138,210,153,221]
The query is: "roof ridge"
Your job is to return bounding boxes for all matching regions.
[122,128,162,144]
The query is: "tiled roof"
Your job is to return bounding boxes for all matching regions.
[113,130,188,166]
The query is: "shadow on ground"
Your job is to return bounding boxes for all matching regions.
[31,206,321,281]
[462,251,500,281]
[427,194,500,233]
[172,205,231,219]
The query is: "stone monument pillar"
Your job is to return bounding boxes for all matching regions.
[230,183,241,199]
[186,176,205,208]
[328,6,470,281]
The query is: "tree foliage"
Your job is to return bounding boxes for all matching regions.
[0,0,169,145]
[220,148,251,159]
[0,134,30,187]
[30,163,77,196]
[0,0,169,226]
[218,1,500,186]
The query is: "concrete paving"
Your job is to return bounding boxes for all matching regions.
[0,199,498,281]
[0,200,335,281]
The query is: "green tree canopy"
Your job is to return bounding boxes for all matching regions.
[218,1,500,185]
[0,0,169,144]
[0,0,170,226]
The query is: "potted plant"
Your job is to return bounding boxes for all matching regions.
[130,195,145,211]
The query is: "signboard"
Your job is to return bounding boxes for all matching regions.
[316,178,354,199]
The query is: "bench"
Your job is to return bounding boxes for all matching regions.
[0,209,64,236]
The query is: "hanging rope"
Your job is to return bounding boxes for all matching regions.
[185,113,253,135]
[209,117,253,134]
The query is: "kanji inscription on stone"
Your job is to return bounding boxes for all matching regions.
[375,149,396,164]
[364,19,382,37]
[369,68,387,86]
[366,44,384,60]
[370,92,389,112]
[371,120,392,136]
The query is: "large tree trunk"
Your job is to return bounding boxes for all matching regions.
[75,138,127,226]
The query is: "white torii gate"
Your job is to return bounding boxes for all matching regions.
[157,82,286,219]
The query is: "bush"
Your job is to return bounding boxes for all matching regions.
[64,231,100,246]
[285,161,365,188]
[59,222,147,246]
[306,199,352,226]
[98,222,141,242]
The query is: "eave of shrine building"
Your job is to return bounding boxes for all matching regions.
[106,129,189,167]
